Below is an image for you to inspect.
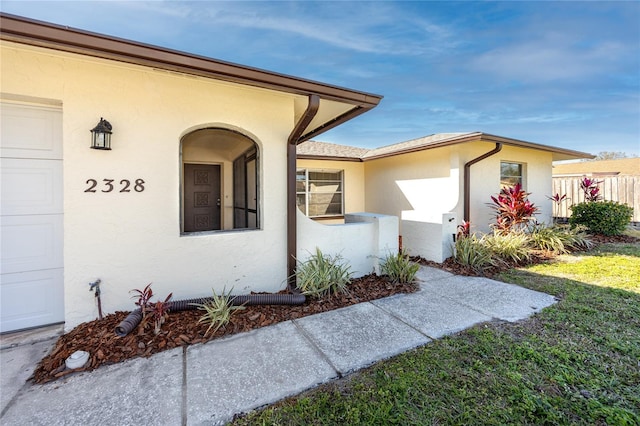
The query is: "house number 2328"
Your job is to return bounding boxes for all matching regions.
[84,178,145,193]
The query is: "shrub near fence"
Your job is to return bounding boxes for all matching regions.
[552,176,640,223]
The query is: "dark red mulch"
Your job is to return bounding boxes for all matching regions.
[32,275,417,384]
[588,234,639,244]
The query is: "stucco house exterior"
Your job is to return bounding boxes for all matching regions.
[297,133,593,262]
[1,14,393,332]
[1,14,594,334]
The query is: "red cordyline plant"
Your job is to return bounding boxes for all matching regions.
[488,183,539,232]
[547,193,569,205]
[130,283,153,318]
[130,283,173,334]
[148,292,173,335]
[580,177,602,202]
[546,193,569,224]
[457,220,471,238]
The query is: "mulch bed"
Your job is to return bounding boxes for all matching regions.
[32,275,417,384]
[588,234,639,244]
[31,234,638,385]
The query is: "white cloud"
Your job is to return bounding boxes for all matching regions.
[173,1,457,56]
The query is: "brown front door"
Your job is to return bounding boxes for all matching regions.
[184,164,221,232]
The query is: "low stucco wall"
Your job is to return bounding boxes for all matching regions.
[297,211,398,277]
[401,212,458,263]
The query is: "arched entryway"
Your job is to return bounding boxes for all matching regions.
[180,127,260,233]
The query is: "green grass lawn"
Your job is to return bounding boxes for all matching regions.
[233,242,640,425]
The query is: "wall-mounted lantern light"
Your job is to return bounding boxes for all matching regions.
[90,118,112,150]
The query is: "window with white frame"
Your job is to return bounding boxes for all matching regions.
[500,161,523,187]
[296,169,343,217]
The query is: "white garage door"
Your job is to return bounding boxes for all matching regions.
[1,100,64,333]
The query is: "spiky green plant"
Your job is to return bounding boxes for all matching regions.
[380,250,420,284]
[192,288,245,337]
[453,234,493,271]
[527,224,568,254]
[295,248,352,297]
[481,232,531,265]
[557,225,593,251]
[527,224,593,254]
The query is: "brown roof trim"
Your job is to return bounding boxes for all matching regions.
[0,13,382,111]
[361,133,483,160]
[361,132,594,161]
[475,133,595,160]
[297,154,363,162]
[298,106,367,143]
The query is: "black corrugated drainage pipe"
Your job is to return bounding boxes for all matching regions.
[115,293,306,337]
[463,143,503,223]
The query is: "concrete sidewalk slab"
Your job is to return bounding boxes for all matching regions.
[420,275,557,322]
[0,338,56,413]
[294,302,431,375]
[0,266,559,425]
[186,321,337,425]
[1,347,184,425]
[373,292,493,339]
[415,266,455,282]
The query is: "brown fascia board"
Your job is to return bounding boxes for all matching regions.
[0,13,382,112]
[361,132,594,161]
[297,154,363,162]
[477,133,595,160]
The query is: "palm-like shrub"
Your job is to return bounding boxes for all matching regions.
[580,177,602,202]
[295,248,352,297]
[488,183,539,232]
[380,250,420,284]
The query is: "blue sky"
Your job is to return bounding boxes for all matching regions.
[2,1,639,156]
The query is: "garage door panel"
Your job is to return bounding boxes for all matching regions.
[1,158,63,215]
[1,215,63,274]
[0,269,64,332]
[0,103,62,159]
[1,100,64,333]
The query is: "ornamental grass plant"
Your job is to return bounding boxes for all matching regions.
[295,248,352,297]
[380,250,420,284]
[482,231,531,265]
[528,224,593,254]
[453,234,493,271]
[192,287,245,337]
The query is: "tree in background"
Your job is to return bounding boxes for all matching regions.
[591,151,630,161]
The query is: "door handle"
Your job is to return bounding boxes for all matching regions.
[217,198,221,207]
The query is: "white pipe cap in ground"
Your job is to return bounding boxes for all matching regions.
[65,350,90,369]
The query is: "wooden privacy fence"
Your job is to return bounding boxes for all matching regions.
[551,176,640,223]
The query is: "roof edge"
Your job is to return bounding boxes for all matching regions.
[298,132,595,162]
[297,154,363,162]
[0,13,383,109]
[362,132,594,161]
[476,133,595,160]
